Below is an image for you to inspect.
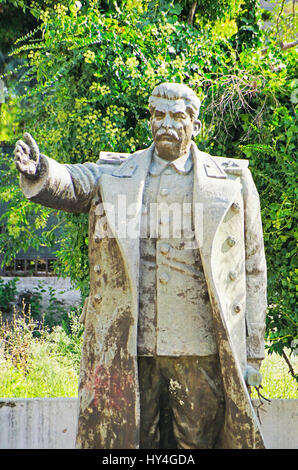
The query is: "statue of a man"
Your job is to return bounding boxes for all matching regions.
[14,82,267,449]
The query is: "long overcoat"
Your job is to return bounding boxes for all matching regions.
[20,141,267,449]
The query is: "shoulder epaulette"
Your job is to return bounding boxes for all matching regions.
[96,151,131,165]
[212,155,249,167]
[213,155,249,176]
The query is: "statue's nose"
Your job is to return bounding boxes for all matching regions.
[162,113,173,129]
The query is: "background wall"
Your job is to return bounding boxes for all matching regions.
[0,398,297,449]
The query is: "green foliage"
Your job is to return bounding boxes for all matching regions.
[23,281,68,327]
[0,277,18,314]
[0,305,82,396]
[0,1,297,368]
[144,1,242,24]
[53,307,85,368]
[6,2,230,293]
[0,1,37,55]
[234,0,262,48]
[0,275,71,330]
[251,349,298,399]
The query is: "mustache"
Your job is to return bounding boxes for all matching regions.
[155,129,180,142]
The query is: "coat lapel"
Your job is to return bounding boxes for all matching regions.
[99,145,154,292]
[192,141,241,256]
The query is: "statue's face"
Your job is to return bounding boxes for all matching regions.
[150,97,200,161]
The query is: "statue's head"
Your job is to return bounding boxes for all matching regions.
[149,82,201,161]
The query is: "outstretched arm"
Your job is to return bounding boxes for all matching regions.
[14,133,102,213]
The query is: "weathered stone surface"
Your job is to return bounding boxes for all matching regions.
[14,82,267,449]
[0,398,77,449]
[0,398,296,449]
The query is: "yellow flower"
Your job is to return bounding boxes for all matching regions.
[89,82,110,96]
[40,9,50,23]
[125,56,140,78]
[83,50,96,64]
[54,3,68,16]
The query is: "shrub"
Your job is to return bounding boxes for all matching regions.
[0,303,83,397]
[0,277,18,314]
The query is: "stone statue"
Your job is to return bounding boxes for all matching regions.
[14,82,267,449]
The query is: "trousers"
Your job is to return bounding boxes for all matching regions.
[138,355,225,449]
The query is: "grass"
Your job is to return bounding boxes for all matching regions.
[0,306,297,399]
[0,343,79,397]
[0,306,83,398]
[251,349,298,400]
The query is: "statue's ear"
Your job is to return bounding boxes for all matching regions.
[192,119,202,138]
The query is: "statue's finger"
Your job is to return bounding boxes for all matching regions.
[15,140,30,156]
[14,143,24,155]
[15,159,25,173]
[15,139,25,148]
[14,149,26,162]
[23,132,39,162]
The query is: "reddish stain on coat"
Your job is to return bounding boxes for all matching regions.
[84,364,134,411]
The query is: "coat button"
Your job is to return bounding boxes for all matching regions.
[229,271,236,281]
[231,202,240,213]
[160,188,169,197]
[94,292,102,303]
[233,303,241,314]
[184,228,195,239]
[94,264,101,273]
[159,272,169,284]
[160,243,170,255]
[227,236,236,247]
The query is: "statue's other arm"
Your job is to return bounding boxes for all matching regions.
[14,133,102,213]
[242,168,267,368]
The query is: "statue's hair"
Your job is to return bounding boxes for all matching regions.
[149,82,201,118]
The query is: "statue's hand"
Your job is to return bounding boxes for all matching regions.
[244,364,262,387]
[14,133,40,179]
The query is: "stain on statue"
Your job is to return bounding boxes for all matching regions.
[14,82,267,449]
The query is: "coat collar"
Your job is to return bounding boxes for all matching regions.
[111,145,154,178]
[110,141,232,180]
[149,150,193,176]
